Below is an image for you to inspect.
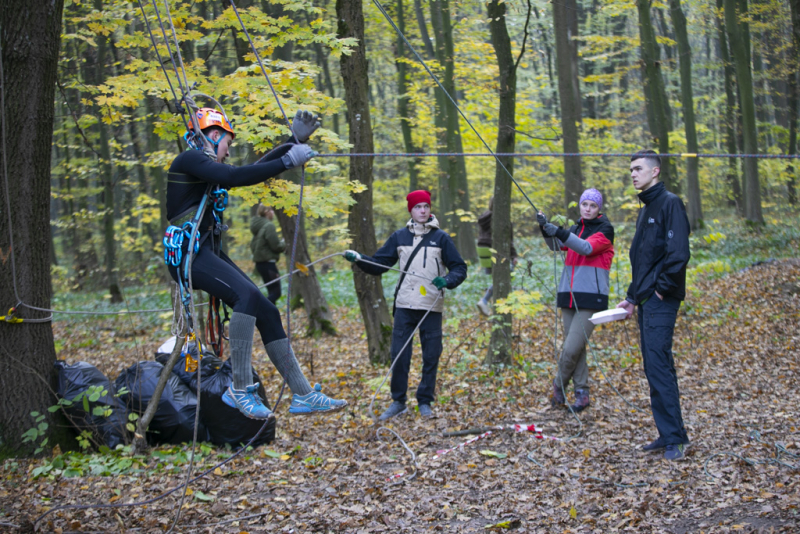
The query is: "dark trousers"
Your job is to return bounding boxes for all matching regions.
[168,240,285,344]
[638,296,689,446]
[255,261,281,304]
[390,308,443,405]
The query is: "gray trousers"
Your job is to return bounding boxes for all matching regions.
[555,308,598,391]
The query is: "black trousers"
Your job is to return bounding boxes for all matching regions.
[638,296,689,446]
[390,308,443,405]
[168,238,285,344]
[255,261,281,304]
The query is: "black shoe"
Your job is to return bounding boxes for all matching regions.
[642,437,666,453]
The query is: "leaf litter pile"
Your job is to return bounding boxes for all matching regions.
[3,260,799,533]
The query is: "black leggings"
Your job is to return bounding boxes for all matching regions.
[168,238,286,344]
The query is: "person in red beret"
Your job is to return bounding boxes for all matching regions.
[344,190,467,420]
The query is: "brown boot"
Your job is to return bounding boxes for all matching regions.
[551,378,566,407]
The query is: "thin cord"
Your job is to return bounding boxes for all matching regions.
[315,151,800,159]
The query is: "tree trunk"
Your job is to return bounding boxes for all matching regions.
[717,0,744,212]
[484,0,518,367]
[669,0,703,229]
[724,0,763,223]
[552,0,584,220]
[429,0,477,262]
[0,0,69,457]
[636,0,675,192]
[788,0,800,205]
[274,196,337,337]
[337,0,393,365]
[394,0,421,191]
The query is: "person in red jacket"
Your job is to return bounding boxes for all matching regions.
[538,188,615,412]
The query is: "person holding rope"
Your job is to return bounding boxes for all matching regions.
[344,190,467,420]
[617,150,691,461]
[475,196,517,316]
[250,204,285,304]
[538,188,615,413]
[166,107,346,420]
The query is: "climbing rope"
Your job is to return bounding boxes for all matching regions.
[316,151,800,159]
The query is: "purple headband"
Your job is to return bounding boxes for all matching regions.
[580,188,603,211]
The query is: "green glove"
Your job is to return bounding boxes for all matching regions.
[432,276,448,290]
[344,250,361,262]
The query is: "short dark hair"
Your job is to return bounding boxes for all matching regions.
[630,149,661,168]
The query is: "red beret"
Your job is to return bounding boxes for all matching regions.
[406,190,431,212]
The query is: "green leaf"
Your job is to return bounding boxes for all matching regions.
[193,490,215,502]
[479,450,508,459]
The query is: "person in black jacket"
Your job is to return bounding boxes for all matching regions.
[617,150,691,461]
[166,107,346,420]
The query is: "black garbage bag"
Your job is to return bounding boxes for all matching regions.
[54,361,128,449]
[115,361,208,445]
[200,359,275,448]
[155,341,223,390]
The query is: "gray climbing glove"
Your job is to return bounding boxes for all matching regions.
[344,250,362,262]
[281,143,317,169]
[291,110,321,143]
[542,222,559,237]
[536,211,548,226]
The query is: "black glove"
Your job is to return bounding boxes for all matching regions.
[542,223,558,237]
[536,212,548,226]
[291,110,321,143]
[554,227,572,242]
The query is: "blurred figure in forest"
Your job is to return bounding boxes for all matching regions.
[165,107,345,420]
[251,204,286,304]
[538,188,615,413]
[475,196,517,316]
[344,190,467,420]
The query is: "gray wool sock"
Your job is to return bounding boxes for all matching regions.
[228,312,257,391]
[265,338,312,396]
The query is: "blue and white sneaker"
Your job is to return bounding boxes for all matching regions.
[222,383,274,420]
[289,383,347,415]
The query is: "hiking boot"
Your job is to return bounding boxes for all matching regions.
[571,389,590,412]
[476,299,492,316]
[418,404,433,418]
[289,383,348,415]
[222,383,274,420]
[642,437,666,453]
[378,401,408,421]
[664,443,689,461]
[551,378,566,407]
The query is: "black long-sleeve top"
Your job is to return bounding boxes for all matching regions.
[166,144,291,229]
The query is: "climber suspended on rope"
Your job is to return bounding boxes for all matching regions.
[164,106,346,420]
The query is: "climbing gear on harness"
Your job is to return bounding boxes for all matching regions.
[289,383,348,415]
[163,222,200,267]
[182,332,203,373]
[222,383,274,420]
[210,188,228,212]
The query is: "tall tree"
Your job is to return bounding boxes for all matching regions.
[552,0,584,220]
[393,0,422,190]
[0,0,69,455]
[788,0,799,205]
[337,0,393,365]
[636,0,675,192]
[429,0,477,262]
[724,0,763,223]
[669,0,703,229]
[716,0,744,212]
[484,0,528,366]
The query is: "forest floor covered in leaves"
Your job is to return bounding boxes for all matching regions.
[2,259,800,533]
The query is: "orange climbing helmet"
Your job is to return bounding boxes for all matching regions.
[190,107,235,139]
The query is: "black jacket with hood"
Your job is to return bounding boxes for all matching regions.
[625,182,691,305]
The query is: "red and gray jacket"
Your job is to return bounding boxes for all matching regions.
[542,215,615,311]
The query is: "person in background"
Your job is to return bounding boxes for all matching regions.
[344,190,467,420]
[617,150,691,461]
[251,204,286,304]
[538,188,615,413]
[475,196,517,316]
